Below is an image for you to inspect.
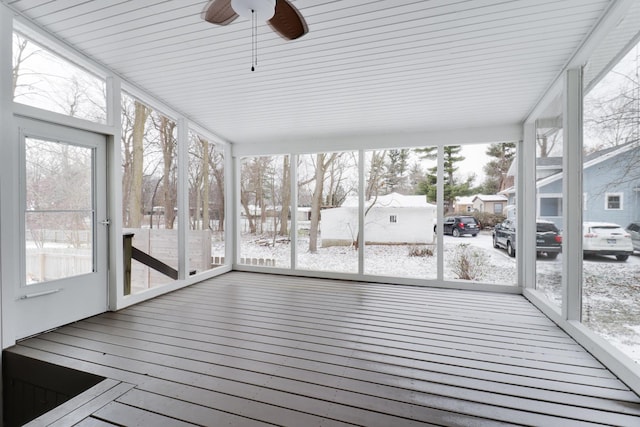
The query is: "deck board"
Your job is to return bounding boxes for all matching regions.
[10,271,640,426]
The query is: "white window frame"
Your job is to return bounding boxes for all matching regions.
[605,192,623,210]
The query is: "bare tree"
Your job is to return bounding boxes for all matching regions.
[126,100,149,228]
[278,156,290,236]
[308,153,338,253]
[154,115,177,229]
[537,128,561,158]
[210,150,225,232]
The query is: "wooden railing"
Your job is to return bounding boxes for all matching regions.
[123,233,194,295]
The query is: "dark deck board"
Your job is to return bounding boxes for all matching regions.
[11,271,640,426]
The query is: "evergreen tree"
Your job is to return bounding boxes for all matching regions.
[482,142,516,194]
[384,149,410,193]
[415,146,472,210]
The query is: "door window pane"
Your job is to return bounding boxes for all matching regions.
[25,139,94,284]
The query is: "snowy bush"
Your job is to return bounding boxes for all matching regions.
[449,243,488,280]
[408,246,433,257]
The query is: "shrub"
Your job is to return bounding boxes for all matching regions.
[408,246,433,257]
[473,212,506,229]
[449,243,488,280]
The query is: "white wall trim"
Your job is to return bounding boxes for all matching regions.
[563,68,584,321]
[232,125,523,157]
[233,264,522,294]
[107,76,124,311]
[519,124,535,290]
[525,0,635,124]
[1,1,14,352]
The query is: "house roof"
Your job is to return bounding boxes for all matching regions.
[473,194,508,203]
[537,139,640,188]
[342,192,434,209]
[3,0,622,148]
[455,196,475,205]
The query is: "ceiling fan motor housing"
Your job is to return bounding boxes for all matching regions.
[231,0,276,20]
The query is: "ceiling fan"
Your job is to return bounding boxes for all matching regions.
[201,0,308,40]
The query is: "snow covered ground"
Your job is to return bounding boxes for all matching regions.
[236,231,640,364]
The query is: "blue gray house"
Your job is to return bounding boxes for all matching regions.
[536,142,640,228]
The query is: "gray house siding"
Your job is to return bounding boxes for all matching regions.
[583,154,640,226]
[537,147,640,229]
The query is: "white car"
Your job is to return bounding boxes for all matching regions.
[583,221,634,261]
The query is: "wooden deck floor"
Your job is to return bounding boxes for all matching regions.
[8,271,640,426]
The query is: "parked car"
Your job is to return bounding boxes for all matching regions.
[625,221,640,252]
[492,219,562,259]
[435,216,480,237]
[583,222,633,261]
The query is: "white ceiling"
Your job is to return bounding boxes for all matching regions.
[4,0,614,146]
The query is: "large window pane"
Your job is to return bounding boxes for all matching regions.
[25,139,94,284]
[440,143,516,286]
[239,155,291,268]
[12,31,106,123]
[535,100,564,309]
[363,148,437,279]
[582,30,640,363]
[121,94,179,293]
[297,152,358,273]
[188,131,225,273]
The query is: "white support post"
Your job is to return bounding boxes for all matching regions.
[519,124,536,289]
[1,3,18,350]
[232,155,242,267]
[0,9,11,419]
[563,67,584,321]
[290,154,298,270]
[436,145,444,282]
[358,150,365,274]
[224,142,233,268]
[106,76,123,310]
[177,118,189,280]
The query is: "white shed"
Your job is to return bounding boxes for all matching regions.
[321,193,436,247]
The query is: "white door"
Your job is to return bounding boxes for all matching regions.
[14,118,108,340]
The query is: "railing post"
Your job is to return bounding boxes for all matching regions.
[123,233,134,296]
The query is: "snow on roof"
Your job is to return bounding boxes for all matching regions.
[473,194,508,202]
[455,196,475,205]
[341,192,434,208]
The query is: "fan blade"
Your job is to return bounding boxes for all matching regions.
[201,0,238,25]
[268,0,308,40]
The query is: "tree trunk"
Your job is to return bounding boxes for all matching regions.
[213,157,225,232]
[279,156,290,236]
[201,137,210,230]
[160,116,176,229]
[309,153,326,253]
[128,100,148,228]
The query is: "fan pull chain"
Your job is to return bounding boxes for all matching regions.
[251,9,257,71]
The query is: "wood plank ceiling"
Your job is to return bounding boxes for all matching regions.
[4,0,612,146]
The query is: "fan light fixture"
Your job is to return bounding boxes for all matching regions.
[202,0,308,71]
[230,0,275,20]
